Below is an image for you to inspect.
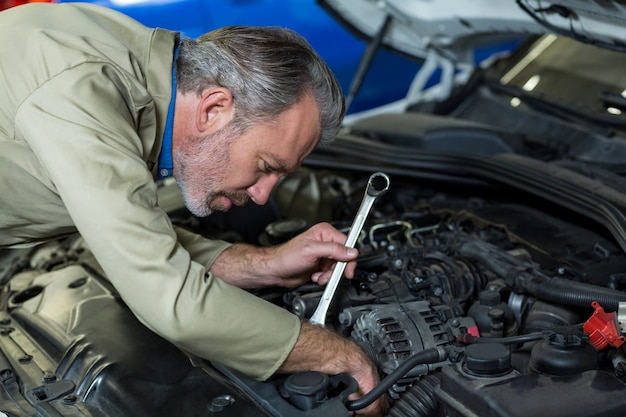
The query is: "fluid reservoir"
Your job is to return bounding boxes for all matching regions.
[463,342,512,377]
[529,326,597,376]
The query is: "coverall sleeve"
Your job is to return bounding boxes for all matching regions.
[14,63,300,380]
[173,225,232,268]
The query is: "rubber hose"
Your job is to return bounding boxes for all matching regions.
[458,239,626,311]
[388,374,440,417]
[346,348,444,411]
[531,276,626,312]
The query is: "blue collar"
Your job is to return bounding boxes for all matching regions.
[157,44,179,179]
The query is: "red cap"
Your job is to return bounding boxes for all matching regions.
[583,301,626,350]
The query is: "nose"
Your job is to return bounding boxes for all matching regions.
[247,175,281,205]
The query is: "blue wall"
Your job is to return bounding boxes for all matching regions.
[64,0,421,113]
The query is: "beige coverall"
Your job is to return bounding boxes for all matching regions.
[0,2,300,380]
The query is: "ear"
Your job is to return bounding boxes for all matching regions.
[196,87,235,133]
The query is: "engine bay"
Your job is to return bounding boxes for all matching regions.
[2,163,626,416]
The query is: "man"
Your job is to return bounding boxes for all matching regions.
[0,2,383,416]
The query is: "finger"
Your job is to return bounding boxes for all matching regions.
[308,222,349,245]
[343,260,357,279]
[316,256,358,282]
[311,271,323,284]
[316,242,357,262]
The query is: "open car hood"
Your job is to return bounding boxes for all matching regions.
[320,0,626,65]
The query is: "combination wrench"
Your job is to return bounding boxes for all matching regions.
[309,172,391,326]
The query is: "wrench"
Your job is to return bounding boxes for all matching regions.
[309,172,391,326]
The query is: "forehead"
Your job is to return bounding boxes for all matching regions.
[246,96,321,171]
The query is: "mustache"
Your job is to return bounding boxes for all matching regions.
[221,191,250,206]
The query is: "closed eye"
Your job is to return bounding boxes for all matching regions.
[264,161,278,174]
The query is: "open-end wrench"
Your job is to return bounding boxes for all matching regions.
[309,172,391,326]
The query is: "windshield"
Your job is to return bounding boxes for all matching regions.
[499,35,626,119]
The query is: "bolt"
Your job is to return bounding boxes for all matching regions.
[208,394,235,412]
[291,298,307,318]
[63,394,77,404]
[43,373,56,383]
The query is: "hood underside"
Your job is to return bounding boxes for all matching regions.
[320,0,626,64]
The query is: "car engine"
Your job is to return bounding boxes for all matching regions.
[265,168,626,417]
[2,161,626,417]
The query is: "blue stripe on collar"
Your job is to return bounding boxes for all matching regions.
[157,43,179,180]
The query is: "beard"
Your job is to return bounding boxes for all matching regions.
[173,122,250,217]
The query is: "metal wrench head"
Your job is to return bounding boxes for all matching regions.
[365,172,391,198]
[343,172,391,249]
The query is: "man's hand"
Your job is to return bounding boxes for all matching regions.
[210,222,359,289]
[278,321,385,417]
[268,222,359,287]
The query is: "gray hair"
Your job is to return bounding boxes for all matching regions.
[176,26,345,145]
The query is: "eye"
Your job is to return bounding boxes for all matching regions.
[263,161,277,174]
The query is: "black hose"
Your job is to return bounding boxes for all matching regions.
[346,347,445,411]
[538,276,626,311]
[459,238,626,311]
[388,373,440,417]
[519,274,626,312]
